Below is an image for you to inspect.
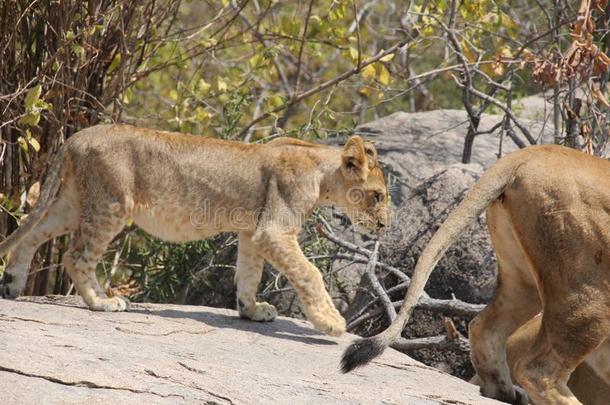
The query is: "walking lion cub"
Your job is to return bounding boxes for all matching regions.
[0,125,388,337]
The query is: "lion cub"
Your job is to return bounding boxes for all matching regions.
[0,125,388,337]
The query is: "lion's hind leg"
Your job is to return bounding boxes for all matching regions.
[63,203,129,311]
[469,267,539,405]
[512,319,585,405]
[469,203,540,404]
[584,338,610,385]
[235,231,277,322]
[2,190,78,297]
[512,294,608,405]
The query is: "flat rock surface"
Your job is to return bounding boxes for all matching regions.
[0,296,500,405]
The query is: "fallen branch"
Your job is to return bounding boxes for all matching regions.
[347,296,484,331]
[390,317,470,352]
[334,252,416,288]
[363,241,396,322]
[392,335,470,352]
[316,223,409,282]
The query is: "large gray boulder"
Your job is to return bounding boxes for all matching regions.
[0,296,501,405]
[351,109,552,202]
[381,164,495,304]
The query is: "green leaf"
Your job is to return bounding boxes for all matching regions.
[380,52,395,62]
[194,106,211,123]
[107,54,121,74]
[217,77,228,92]
[349,46,359,61]
[24,85,42,110]
[377,64,391,85]
[268,94,285,108]
[249,53,264,68]
[361,64,376,82]
[197,78,211,94]
[71,44,85,58]
[122,88,133,104]
[17,136,28,153]
[18,112,41,127]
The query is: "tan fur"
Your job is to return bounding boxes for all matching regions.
[471,314,610,404]
[342,145,610,405]
[0,124,388,337]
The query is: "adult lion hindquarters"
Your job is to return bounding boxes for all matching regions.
[0,125,389,338]
[472,314,610,404]
[491,314,610,405]
[341,144,610,405]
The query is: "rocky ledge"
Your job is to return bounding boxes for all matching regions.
[0,296,500,404]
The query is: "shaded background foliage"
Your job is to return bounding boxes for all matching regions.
[1,0,609,378]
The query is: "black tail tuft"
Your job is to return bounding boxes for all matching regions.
[340,336,387,373]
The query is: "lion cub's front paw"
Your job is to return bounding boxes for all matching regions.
[310,309,346,337]
[239,301,278,322]
[251,302,278,322]
[90,296,130,312]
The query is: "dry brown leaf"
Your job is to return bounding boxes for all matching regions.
[26,181,40,208]
[591,87,610,108]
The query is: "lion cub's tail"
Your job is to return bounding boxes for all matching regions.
[0,148,65,258]
[340,152,524,373]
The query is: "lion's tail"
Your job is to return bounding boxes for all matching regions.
[0,148,65,257]
[341,152,524,373]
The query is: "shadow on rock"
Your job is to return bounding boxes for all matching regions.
[130,305,339,346]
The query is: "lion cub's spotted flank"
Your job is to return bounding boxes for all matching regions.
[0,124,388,337]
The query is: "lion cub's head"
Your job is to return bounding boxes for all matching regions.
[336,135,389,234]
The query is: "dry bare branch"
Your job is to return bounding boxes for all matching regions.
[363,241,397,322]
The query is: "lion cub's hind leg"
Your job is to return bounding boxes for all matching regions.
[63,203,129,311]
[235,232,277,322]
[3,191,78,297]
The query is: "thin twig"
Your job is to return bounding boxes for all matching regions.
[293,0,315,97]
[352,0,362,70]
[463,85,536,144]
[238,41,408,138]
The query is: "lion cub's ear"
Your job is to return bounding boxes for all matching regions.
[341,135,369,181]
[364,141,378,170]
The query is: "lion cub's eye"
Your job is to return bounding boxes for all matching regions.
[373,191,384,203]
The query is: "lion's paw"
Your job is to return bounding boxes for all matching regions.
[239,301,277,322]
[310,308,346,337]
[1,265,27,299]
[512,386,529,405]
[90,296,130,312]
[251,302,278,322]
[480,384,529,405]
